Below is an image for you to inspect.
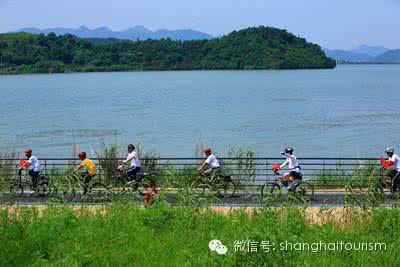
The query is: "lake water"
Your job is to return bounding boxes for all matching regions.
[0,65,399,158]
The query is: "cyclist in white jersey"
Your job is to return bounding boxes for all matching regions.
[20,148,41,190]
[280,146,302,191]
[198,148,221,179]
[382,147,400,193]
[120,144,141,181]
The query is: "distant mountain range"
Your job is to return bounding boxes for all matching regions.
[349,44,388,57]
[374,49,400,63]
[323,45,400,63]
[17,25,213,41]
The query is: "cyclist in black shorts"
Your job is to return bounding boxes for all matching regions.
[120,144,141,181]
[280,146,302,191]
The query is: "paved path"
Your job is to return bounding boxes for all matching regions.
[1,190,399,207]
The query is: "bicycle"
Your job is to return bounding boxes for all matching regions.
[190,169,237,198]
[261,165,314,200]
[368,166,399,199]
[112,165,150,197]
[51,171,112,202]
[9,167,49,198]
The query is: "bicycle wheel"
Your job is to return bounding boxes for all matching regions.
[216,178,236,198]
[261,182,281,199]
[109,175,129,198]
[190,180,208,197]
[37,176,49,196]
[92,182,113,202]
[10,184,24,198]
[138,181,150,195]
[296,182,314,198]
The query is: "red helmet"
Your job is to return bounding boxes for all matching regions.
[24,148,32,154]
[78,152,86,158]
[203,148,212,154]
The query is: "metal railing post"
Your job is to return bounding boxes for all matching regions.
[2,157,380,189]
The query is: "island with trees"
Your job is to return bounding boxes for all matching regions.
[0,26,336,74]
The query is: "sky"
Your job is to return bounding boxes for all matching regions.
[0,0,399,49]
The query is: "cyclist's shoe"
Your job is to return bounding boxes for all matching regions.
[280,181,288,188]
[137,172,145,182]
[31,191,40,197]
[222,175,229,182]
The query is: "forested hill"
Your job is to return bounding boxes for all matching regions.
[0,26,336,74]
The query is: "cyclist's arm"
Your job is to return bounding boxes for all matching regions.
[280,158,289,169]
[21,162,30,169]
[380,156,394,169]
[198,161,208,171]
[76,162,85,172]
[123,154,133,164]
[21,158,32,169]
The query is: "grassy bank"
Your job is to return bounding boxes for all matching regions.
[0,203,397,266]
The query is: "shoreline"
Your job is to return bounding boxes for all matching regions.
[0,66,337,76]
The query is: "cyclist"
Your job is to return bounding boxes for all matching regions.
[119,144,141,181]
[197,148,221,180]
[20,148,41,191]
[380,147,400,193]
[76,152,97,194]
[280,146,302,191]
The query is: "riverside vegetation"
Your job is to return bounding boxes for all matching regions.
[0,144,393,206]
[0,146,398,266]
[0,204,396,266]
[0,26,336,74]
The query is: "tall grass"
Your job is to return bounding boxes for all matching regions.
[226,146,256,186]
[0,150,16,191]
[95,139,121,184]
[313,161,383,189]
[140,150,162,184]
[0,204,397,266]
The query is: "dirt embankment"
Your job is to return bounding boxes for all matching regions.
[209,206,371,225]
[1,204,371,226]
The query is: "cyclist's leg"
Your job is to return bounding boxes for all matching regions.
[389,169,398,193]
[134,167,142,181]
[282,172,291,187]
[392,171,400,193]
[127,167,141,182]
[203,168,213,181]
[81,173,94,194]
[126,167,134,181]
[29,170,39,190]
[288,171,302,191]
[211,167,223,181]
[206,167,223,183]
[288,179,301,191]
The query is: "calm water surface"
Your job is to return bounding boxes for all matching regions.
[0,65,399,158]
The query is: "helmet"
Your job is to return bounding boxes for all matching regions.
[78,152,86,158]
[284,146,294,154]
[203,148,212,154]
[128,144,135,151]
[24,148,32,154]
[385,147,394,154]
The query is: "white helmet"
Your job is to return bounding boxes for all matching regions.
[284,146,294,154]
[385,147,394,154]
